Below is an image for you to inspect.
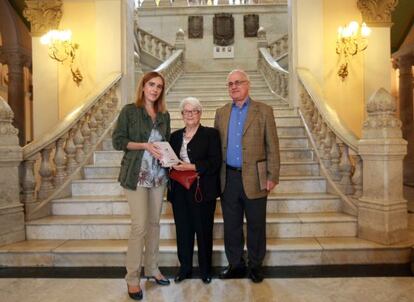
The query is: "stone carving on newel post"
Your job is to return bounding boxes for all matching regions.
[23,0,63,36]
[357,88,408,245]
[0,97,25,245]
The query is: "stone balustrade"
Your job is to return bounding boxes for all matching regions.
[136,0,287,8]
[135,27,175,62]
[268,34,288,59]
[20,74,122,220]
[297,69,361,215]
[258,47,288,100]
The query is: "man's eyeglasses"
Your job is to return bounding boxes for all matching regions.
[182,110,200,116]
[227,80,247,88]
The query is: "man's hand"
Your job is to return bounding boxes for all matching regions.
[266,180,277,191]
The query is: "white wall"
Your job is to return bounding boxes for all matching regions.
[137,5,288,71]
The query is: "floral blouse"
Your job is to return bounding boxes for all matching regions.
[137,126,167,188]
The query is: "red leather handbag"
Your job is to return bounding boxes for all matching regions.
[169,169,202,202]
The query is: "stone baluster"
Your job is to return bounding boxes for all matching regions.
[322,128,332,168]
[161,44,167,60]
[65,130,77,174]
[21,157,37,203]
[101,97,110,129]
[53,136,67,187]
[311,108,318,133]
[338,142,354,195]
[38,144,55,200]
[81,116,91,154]
[89,112,98,145]
[314,114,322,146]
[319,122,327,153]
[352,155,363,198]
[95,105,104,137]
[329,133,341,181]
[74,123,85,164]
[139,31,146,50]
[148,36,154,55]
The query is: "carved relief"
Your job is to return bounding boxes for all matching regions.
[23,0,63,36]
[188,16,203,39]
[244,14,259,38]
[357,0,398,26]
[213,14,234,46]
[363,88,402,129]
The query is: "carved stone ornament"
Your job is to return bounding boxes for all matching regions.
[23,0,63,36]
[362,88,402,131]
[357,0,398,26]
[0,98,19,139]
[188,16,203,39]
[213,13,234,46]
[244,14,259,38]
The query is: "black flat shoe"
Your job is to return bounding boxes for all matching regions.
[174,272,191,283]
[201,276,212,284]
[128,290,143,301]
[147,276,170,286]
[219,265,246,279]
[248,267,264,283]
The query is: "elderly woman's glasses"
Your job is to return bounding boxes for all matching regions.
[182,110,200,116]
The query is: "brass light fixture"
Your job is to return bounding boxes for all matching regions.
[336,21,371,81]
[40,30,83,86]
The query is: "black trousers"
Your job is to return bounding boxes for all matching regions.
[171,185,216,278]
[221,168,267,268]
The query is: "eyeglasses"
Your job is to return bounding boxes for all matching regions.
[227,80,247,88]
[182,110,200,116]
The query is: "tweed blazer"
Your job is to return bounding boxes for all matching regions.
[214,99,280,199]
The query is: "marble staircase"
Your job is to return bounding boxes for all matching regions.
[0,71,413,268]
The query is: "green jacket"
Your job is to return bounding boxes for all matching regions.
[112,103,171,190]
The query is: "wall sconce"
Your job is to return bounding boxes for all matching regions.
[336,21,371,80]
[40,30,83,86]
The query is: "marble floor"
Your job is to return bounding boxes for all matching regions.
[0,277,413,302]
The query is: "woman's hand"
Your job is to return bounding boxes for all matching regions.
[172,161,196,171]
[146,142,162,159]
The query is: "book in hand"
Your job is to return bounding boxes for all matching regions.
[153,141,180,167]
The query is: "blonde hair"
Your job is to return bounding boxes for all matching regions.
[135,71,167,113]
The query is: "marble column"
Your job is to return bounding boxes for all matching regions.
[2,51,28,146]
[397,55,414,185]
[0,97,25,245]
[358,88,408,245]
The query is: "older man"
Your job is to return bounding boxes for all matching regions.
[214,69,280,283]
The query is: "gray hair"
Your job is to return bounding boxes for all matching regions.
[179,96,203,112]
[227,69,250,82]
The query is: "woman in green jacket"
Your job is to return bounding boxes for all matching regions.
[112,71,171,301]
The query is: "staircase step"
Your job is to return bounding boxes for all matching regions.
[51,193,340,216]
[2,235,413,267]
[25,212,356,240]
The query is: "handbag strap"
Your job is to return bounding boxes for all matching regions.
[194,176,202,203]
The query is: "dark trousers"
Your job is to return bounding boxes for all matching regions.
[221,168,267,269]
[171,186,216,278]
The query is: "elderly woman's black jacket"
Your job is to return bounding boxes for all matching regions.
[167,125,221,202]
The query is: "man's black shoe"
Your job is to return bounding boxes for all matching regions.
[248,267,264,283]
[218,265,246,279]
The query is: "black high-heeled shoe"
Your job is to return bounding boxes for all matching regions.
[147,276,171,286]
[127,287,143,301]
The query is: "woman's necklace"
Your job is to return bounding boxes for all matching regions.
[184,127,198,140]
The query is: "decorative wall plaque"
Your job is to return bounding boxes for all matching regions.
[244,14,259,37]
[188,16,203,39]
[213,13,234,46]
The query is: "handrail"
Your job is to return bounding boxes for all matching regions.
[135,26,175,62]
[297,68,362,214]
[21,73,122,220]
[297,68,358,152]
[155,49,184,94]
[258,47,288,100]
[23,73,121,158]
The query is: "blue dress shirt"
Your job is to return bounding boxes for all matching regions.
[226,98,250,168]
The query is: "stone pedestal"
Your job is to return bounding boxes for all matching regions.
[0,97,25,245]
[358,88,408,245]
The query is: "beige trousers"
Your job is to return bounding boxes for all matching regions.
[124,184,165,286]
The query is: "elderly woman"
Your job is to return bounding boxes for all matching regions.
[168,97,221,284]
[112,71,171,301]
